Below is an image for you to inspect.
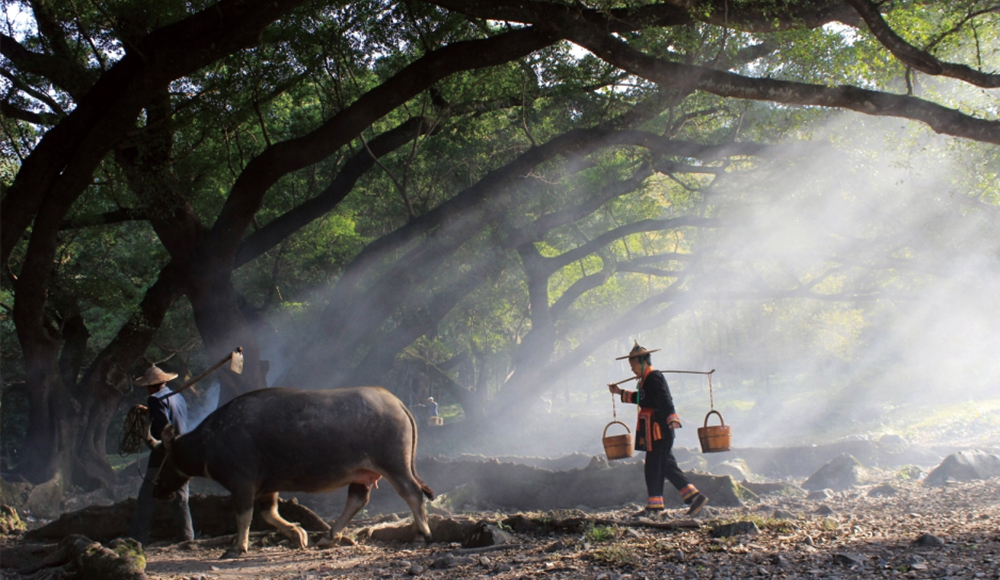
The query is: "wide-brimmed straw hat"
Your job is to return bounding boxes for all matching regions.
[615,340,661,360]
[133,365,178,387]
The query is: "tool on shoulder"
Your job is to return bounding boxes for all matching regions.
[118,347,244,458]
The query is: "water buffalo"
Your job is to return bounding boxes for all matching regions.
[145,386,433,558]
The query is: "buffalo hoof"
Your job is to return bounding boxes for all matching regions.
[220,547,246,560]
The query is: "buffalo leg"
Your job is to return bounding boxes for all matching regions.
[221,488,255,559]
[257,492,308,549]
[318,483,370,548]
[384,472,432,542]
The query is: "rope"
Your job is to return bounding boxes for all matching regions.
[118,405,150,456]
[708,371,714,410]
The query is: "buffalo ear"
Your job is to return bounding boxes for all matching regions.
[162,424,176,451]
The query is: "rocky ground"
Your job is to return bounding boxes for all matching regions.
[7,475,996,580]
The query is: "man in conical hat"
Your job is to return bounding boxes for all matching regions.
[609,341,709,517]
[127,365,193,545]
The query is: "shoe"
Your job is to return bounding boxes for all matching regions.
[687,493,709,516]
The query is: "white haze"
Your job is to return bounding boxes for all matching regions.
[249,111,998,460]
[484,112,1000,458]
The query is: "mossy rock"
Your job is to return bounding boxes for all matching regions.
[688,473,756,506]
[0,504,27,534]
[0,478,31,508]
[24,473,64,518]
[68,535,146,580]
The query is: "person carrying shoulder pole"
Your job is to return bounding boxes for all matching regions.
[608,341,709,517]
[127,365,194,545]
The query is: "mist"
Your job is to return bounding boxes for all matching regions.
[456,113,998,459]
[252,110,998,462]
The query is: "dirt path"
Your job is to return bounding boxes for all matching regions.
[129,478,999,580]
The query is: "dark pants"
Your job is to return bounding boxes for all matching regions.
[128,450,194,545]
[643,429,690,498]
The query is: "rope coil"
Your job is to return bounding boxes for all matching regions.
[118,405,149,457]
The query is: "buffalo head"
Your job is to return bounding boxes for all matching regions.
[147,424,192,500]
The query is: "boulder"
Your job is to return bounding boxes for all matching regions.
[802,454,867,491]
[923,450,1000,486]
[709,459,753,481]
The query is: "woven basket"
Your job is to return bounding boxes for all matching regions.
[697,410,731,453]
[602,420,634,460]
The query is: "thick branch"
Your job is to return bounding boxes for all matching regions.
[543,216,718,273]
[846,0,1000,88]
[0,33,91,99]
[233,117,438,267]
[429,0,1000,144]
[200,26,559,273]
[427,0,859,33]
[59,209,146,230]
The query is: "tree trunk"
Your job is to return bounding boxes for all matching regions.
[185,268,267,406]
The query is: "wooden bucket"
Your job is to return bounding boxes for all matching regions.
[427,416,443,427]
[602,420,634,460]
[697,410,731,453]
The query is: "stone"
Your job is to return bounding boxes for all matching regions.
[914,533,944,547]
[711,521,761,538]
[407,564,425,575]
[923,450,1000,486]
[878,434,910,454]
[832,552,865,568]
[461,521,515,548]
[802,454,867,492]
[430,554,456,569]
[807,489,834,500]
[773,509,796,520]
[867,483,898,497]
[813,505,835,515]
[709,459,754,481]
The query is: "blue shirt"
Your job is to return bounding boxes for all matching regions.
[148,385,189,438]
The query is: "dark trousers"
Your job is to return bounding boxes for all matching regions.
[128,450,194,545]
[643,429,690,498]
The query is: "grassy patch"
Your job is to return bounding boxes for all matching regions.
[592,545,636,567]
[585,524,620,543]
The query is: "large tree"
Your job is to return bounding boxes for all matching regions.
[1,0,997,493]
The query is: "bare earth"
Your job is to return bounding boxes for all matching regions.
[127,478,999,580]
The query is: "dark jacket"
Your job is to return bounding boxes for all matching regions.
[620,369,680,450]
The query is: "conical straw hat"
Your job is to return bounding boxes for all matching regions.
[133,365,178,387]
[615,340,661,360]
